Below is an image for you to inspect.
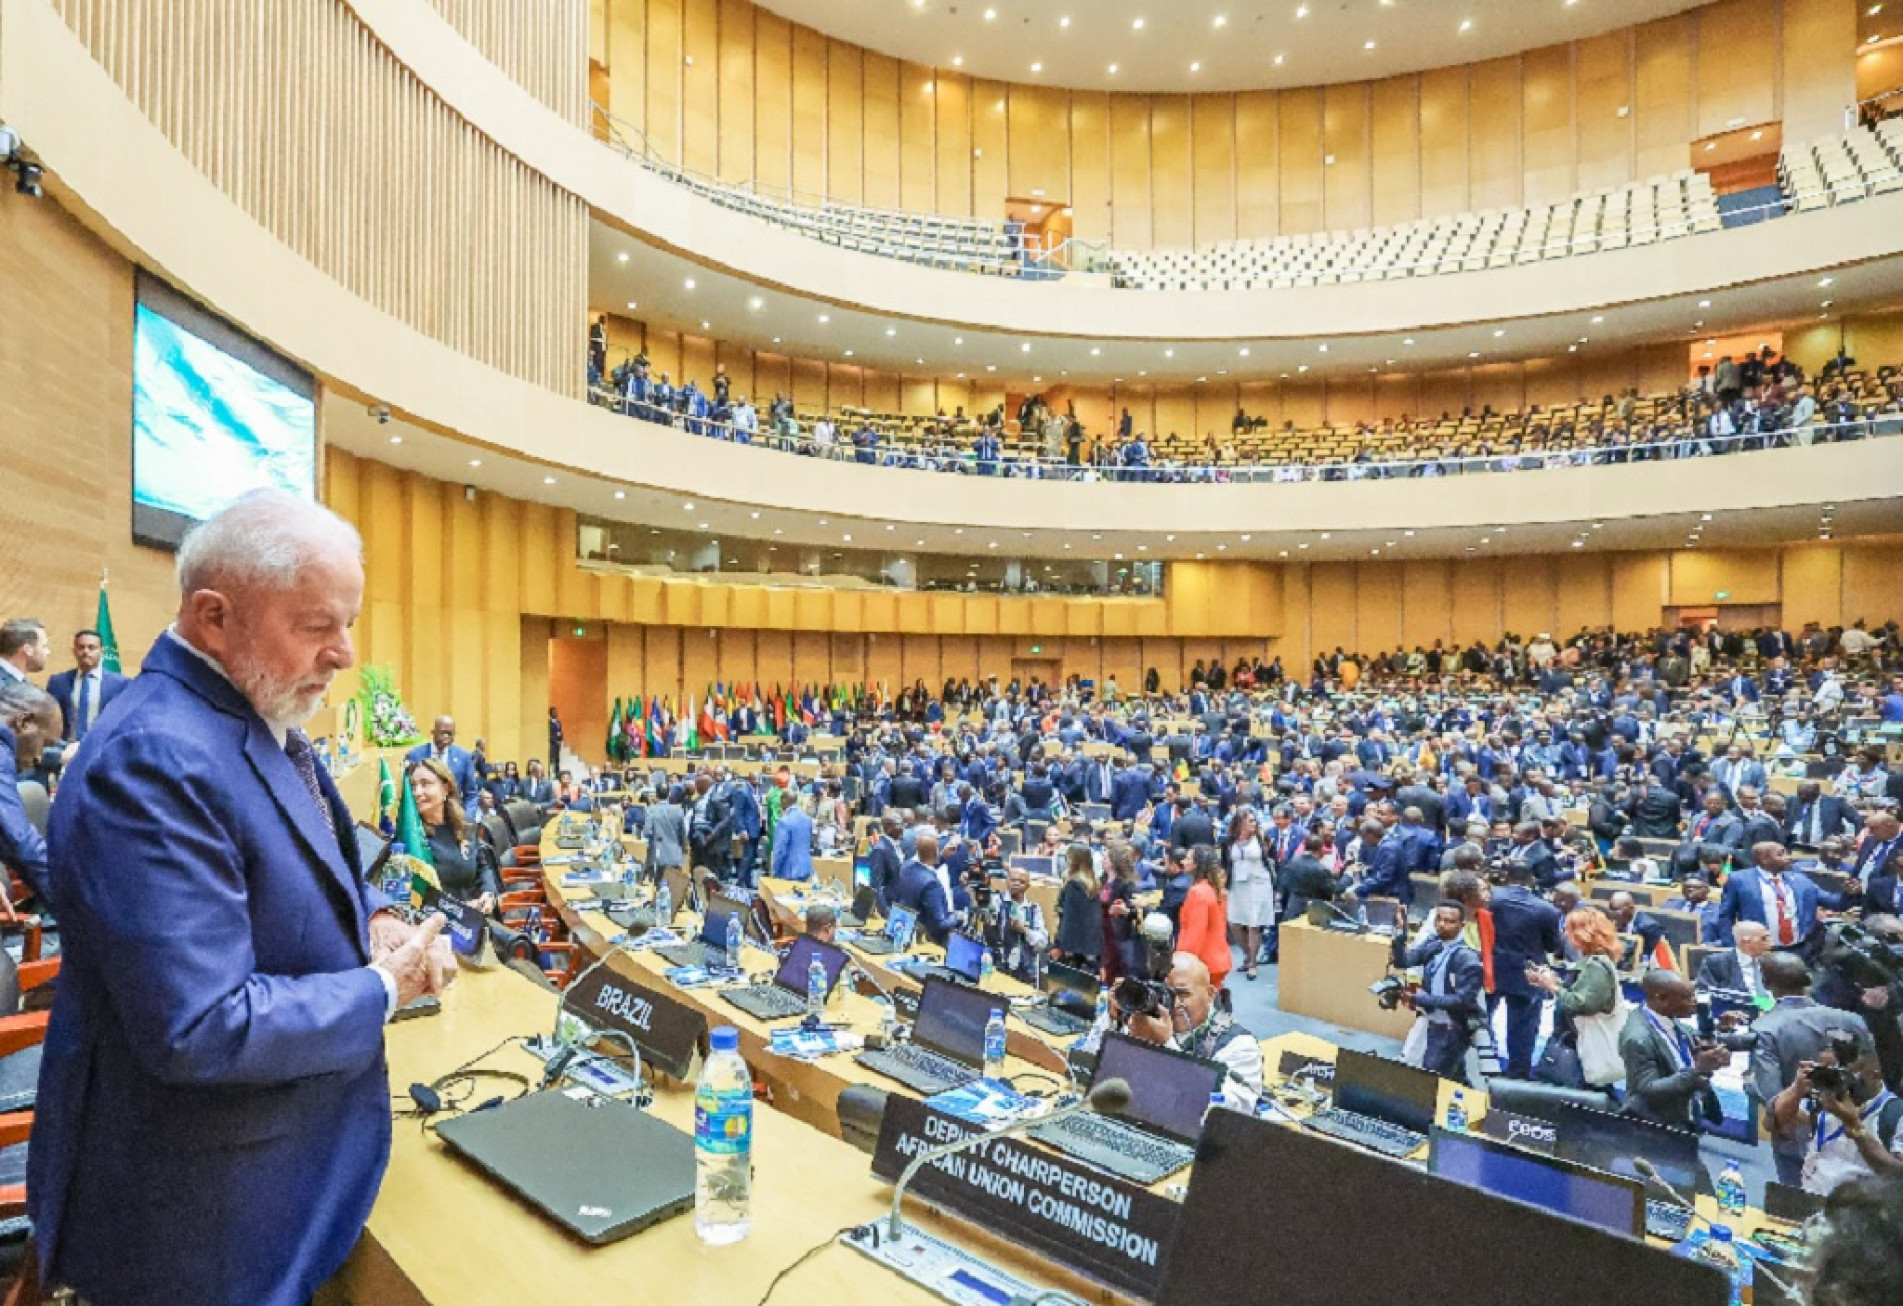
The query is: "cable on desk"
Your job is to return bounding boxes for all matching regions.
[753,1225,852,1306]
[1004,1071,1065,1098]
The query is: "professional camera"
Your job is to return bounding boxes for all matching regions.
[1370,975,1409,1011]
[1807,1031,1868,1098]
[1114,975,1175,1020]
[1821,921,1903,992]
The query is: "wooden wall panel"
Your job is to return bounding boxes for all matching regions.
[1233,90,1279,240]
[1149,96,1195,250]
[753,9,792,192]
[971,81,1010,218]
[1309,564,1357,658]
[1009,84,1068,204]
[1450,558,1504,644]
[1400,559,1451,650]
[1069,90,1112,244]
[861,52,900,209]
[1277,89,1324,236]
[680,0,719,175]
[715,0,755,184]
[1695,0,1777,137]
[1321,82,1371,232]
[1468,57,1524,210]
[1634,16,1695,181]
[1369,77,1421,228]
[1555,552,1612,633]
[1783,0,1858,144]
[1575,30,1634,193]
[826,40,864,204]
[644,0,684,164]
[1191,94,1236,249]
[1355,562,1403,654]
[1109,94,1153,248]
[1418,66,1469,218]
[790,23,828,201]
[605,0,647,135]
[899,62,937,212]
[1521,44,1576,207]
[934,72,973,217]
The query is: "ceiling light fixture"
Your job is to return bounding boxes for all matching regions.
[682,277,695,289]
[1459,18,1473,31]
[1132,17,1145,30]
[818,313,830,323]
[1213,14,1227,27]
[1030,62,1043,73]
[1190,62,1202,72]
[1107,63,1118,74]
[951,55,963,67]
[626,300,638,310]
[617,252,629,263]
[614,490,625,499]
[1364,39,1376,49]
[543,475,556,485]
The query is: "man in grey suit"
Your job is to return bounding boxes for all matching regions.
[1621,971,1728,1130]
[1751,953,1871,1186]
[642,783,688,878]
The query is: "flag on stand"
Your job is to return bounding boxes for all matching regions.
[395,769,434,866]
[686,694,701,753]
[606,698,625,762]
[94,572,121,673]
[376,756,398,835]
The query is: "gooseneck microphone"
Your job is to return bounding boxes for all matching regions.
[887,1078,1133,1241]
[1632,1158,1800,1301]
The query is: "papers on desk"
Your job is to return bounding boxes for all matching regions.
[624,928,683,950]
[925,1079,1049,1128]
[766,1025,864,1061]
[542,854,580,867]
[561,869,614,887]
[663,965,726,989]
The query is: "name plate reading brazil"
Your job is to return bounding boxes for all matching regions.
[872,1096,1180,1299]
[563,963,708,1081]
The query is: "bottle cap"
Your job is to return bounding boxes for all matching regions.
[1710,1224,1734,1242]
[391,843,406,856]
[990,1008,1004,1019]
[710,1025,740,1052]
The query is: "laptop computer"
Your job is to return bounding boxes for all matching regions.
[1031,1032,1222,1185]
[433,1090,695,1245]
[839,884,881,929]
[1546,1100,1712,1240]
[1427,1127,1646,1239]
[723,935,851,1022]
[654,890,753,969]
[853,904,917,956]
[856,976,993,1095]
[905,932,987,987]
[1018,960,1100,1038]
[1301,1049,1439,1157]
[1009,854,1058,880]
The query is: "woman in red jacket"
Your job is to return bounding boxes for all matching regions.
[1176,845,1233,991]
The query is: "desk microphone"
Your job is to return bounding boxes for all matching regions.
[1631,1158,1802,1301]
[886,1078,1132,1241]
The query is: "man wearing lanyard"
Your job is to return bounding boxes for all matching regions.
[1771,1031,1903,1195]
[1389,900,1485,1085]
[982,865,1049,983]
[1621,971,1727,1129]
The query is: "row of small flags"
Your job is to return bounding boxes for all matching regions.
[603,682,884,760]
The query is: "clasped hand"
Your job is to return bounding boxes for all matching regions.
[370,910,457,1008]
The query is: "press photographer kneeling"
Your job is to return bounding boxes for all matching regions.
[1106,950,1264,1113]
[1770,1027,1903,1196]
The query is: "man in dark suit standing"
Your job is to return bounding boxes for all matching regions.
[405,715,479,818]
[1750,953,1872,1186]
[1391,900,1486,1084]
[1621,971,1728,1129]
[44,629,131,744]
[31,491,452,1306]
[867,815,904,913]
[1488,861,1564,1079]
[892,829,957,946]
[687,771,736,880]
[1168,794,1215,853]
[1786,781,1855,849]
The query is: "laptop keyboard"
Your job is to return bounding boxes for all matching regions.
[1019,1006,1089,1038]
[857,1043,973,1095]
[655,942,726,969]
[1034,1113,1193,1183]
[724,986,806,1021]
[854,935,903,955]
[1645,1200,1694,1242]
[1302,1107,1427,1157]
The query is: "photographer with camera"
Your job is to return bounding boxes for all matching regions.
[1387,899,1486,1085]
[979,863,1049,984]
[1112,951,1263,1112]
[1771,1028,1903,1195]
[1818,913,1903,1092]
[1751,952,1872,1187]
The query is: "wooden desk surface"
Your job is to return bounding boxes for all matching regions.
[1275,919,1415,1041]
[343,963,1110,1306]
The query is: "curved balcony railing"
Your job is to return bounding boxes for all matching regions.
[584,383,1903,484]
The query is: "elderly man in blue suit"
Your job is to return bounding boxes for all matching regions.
[770,796,816,883]
[44,629,132,744]
[405,714,479,818]
[31,491,454,1306]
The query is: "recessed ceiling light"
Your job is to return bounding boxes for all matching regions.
[626,300,638,310]
[468,458,481,467]
[1190,62,1202,72]
[1090,346,1101,355]
[683,277,695,289]
[1020,342,1031,352]
[842,533,852,542]
[1240,534,1252,541]
[1108,63,1119,74]
[388,435,402,444]
[988,541,998,549]
[1297,364,1309,373]
[951,55,963,66]
[1492,328,1505,337]
[987,364,998,372]
[1318,343,1328,353]
[1214,14,1227,27]
[954,336,964,344]
[617,252,629,263]
[748,296,764,310]
[1402,337,1415,345]
[1364,39,1376,49]
[1819,276,1834,287]
[1238,347,1250,357]
[885,327,896,336]
[1030,62,1043,73]
[844,349,855,357]
[1060,15,1070,27]
[699,320,710,330]
[1132,17,1145,30]
[614,490,625,499]
[1591,314,1604,323]
[698,522,709,530]
[818,313,830,323]
[1296,4,1309,17]
[1164,348,1175,358]
[916,358,925,365]
[772,337,782,344]
[1468,351,1480,358]
[1459,18,1473,31]
[983,7,996,19]
[543,476,556,485]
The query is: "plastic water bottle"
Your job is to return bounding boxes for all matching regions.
[806,956,827,1017]
[1205,1090,1225,1123]
[383,842,412,902]
[980,948,996,985]
[694,1026,753,1245]
[725,912,744,974]
[983,1007,1007,1079]
[1094,987,1111,1030]
[1445,1090,1469,1134]
[655,876,673,926]
[1716,1160,1747,1218]
[1693,1225,1751,1306]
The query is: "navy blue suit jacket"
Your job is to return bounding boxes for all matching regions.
[403,741,480,817]
[44,668,132,741]
[893,858,956,945]
[1489,884,1563,998]
[1717,869,1839,945]
[1356,839,1412,903]
[32,634,394,1306]
[0,724,51,906]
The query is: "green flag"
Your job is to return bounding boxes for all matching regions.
[607,697,624,762]
[95,574,121,673]
[376,756,397,834]
[395,769,433,867]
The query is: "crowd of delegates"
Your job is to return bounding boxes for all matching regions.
[588,327,1903,482]
[397,615,1903,1190]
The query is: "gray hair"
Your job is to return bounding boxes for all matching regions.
[0,619,45,658]
[0,679,57,724]
[176,489,361,595]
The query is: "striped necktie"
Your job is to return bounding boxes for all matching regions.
[284,728,337,837]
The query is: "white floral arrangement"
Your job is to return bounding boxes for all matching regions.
[360,666,423,748]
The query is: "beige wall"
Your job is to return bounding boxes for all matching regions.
[0,182,179,672]
[597,0,1857,247]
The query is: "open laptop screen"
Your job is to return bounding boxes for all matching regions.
[1093,1033,1223,1144]
[772,935,849,997]
[912,976,995,1065]
[1332,1049,1439,1136]
[944,933,987,982]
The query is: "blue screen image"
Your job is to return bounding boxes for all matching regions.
[1432,1132,1639,1237]
[132,303,315,522]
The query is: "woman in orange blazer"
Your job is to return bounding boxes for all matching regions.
[1175,845,1233,990]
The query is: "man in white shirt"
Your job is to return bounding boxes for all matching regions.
[0,618,49,684]
[811,416,835,448]
[1841,623,1883,659]
[1122,953,1264,1112]
[1696,921,1773,996]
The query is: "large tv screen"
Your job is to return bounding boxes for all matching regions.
[131,275,316,550]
